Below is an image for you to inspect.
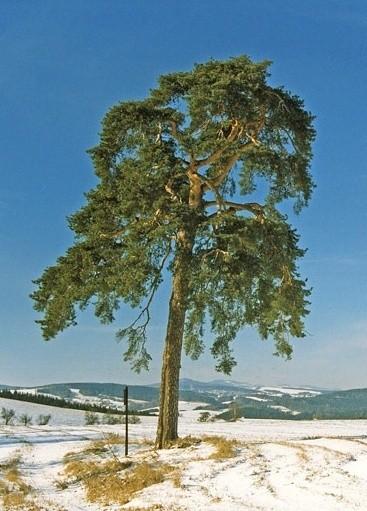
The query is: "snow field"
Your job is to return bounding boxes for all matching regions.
[127,436,367,510]
[1,399,367,509]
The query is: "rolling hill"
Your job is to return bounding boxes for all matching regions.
[2,379,367,420]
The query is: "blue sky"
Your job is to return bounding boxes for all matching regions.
[1,0,366,389]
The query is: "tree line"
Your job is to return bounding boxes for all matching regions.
[0,390,154,416]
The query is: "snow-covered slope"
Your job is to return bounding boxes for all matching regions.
[259,385,322,396]
[0,397,87,426]
[6,380,367,421]
[1,401,367,510]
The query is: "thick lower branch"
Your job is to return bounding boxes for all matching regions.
[204,200,264,216]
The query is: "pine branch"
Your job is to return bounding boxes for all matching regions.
[204,200,264,218]
[120,244,171,333]
[116,244,171,371]
[200,142,258,192]
[169,120,186,145]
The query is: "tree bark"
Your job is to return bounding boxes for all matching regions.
[155,229,193,448]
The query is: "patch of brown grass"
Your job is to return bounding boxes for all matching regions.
[0,455,33,510]
[272,440,310,463]
[170,469,182,488]
[211,496,222,503]
[295,444,310,463]
[0,454,21,471]
[3,493,28,509]
[125,507,164,511]
[2,494,60,511]
[103,432,125,444]
[64,458,131,484]
[123,462,173,497]
[204,436,238,459]
[5,466,21,483]
[81,433,126,456]
[0,453,64,511]
[126,506,177,511]
[166,435,202,449]
[138,437,155,446]
[64,434,127,464]
[62,456,174,505]
[127,506,185,511]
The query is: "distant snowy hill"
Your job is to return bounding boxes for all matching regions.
[4,379,367,420]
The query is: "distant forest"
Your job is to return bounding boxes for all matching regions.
[0,390,154,416]
[216,390,367,420]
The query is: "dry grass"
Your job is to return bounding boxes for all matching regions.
[0,455,31,510]
[170,469,182,488]
[271,440,310,463]
[293,444,310,463]
[81,433,125,456]
[163,435,237,459]
[2,494,51,511]
[64,433,127,463]
[125,507,165,511]
[204,436,239,459]
[3,493,29,509]
[138,437,156,446]
[166,435,202,449]
[0,454,49,511]
[0,452,67,511]
[62,455,174,505]
[126,506,184,511]
[64,458,131,484]
[59,434,238,507]
[0,454,22,472]
[103,432,125,444]
[5,466,22,483]
[211,496,223,504]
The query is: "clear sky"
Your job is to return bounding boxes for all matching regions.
[1,0,366,389]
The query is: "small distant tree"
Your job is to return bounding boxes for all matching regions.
[127,415,141,424]
[102,414,123,425]
[1,407,16,425]
[19,413,33,426]
[198,411,211,422]
[84,411,100,425]
[31,56,315,448]
[37,414,51,425]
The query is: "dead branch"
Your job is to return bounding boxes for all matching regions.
[120,244,171,332]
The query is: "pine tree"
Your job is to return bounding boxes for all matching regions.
[31,56,315,448]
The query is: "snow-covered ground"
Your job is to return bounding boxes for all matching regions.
[1,398,367,510]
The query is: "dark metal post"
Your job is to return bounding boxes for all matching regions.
[124,385,128,456]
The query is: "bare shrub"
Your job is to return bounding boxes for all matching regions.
[197,411,211,422]
[37,414,51,425]
[102,414,123,425]
[127,414,141,424]
[1,408,15,425]
[84,411,100,425]
[19,414,33,426]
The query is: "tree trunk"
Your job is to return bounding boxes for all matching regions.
[155,230,192,448]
